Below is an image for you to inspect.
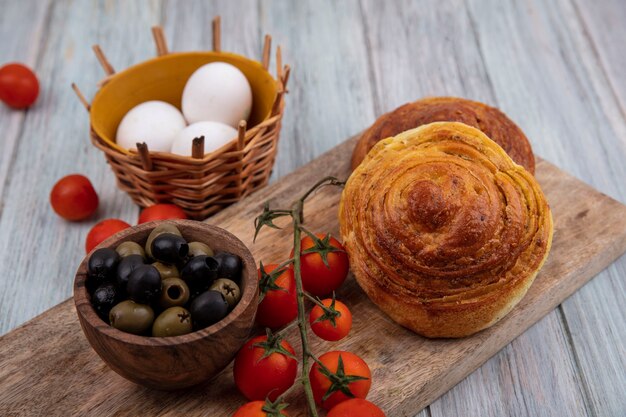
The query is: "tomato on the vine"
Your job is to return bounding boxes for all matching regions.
[326,399,386,417]
[233,332,298,401]
[309,351,371,410]
[50,174,99,221]
[290,233,349,296]
[256,263,298,329]
[85,219,131,253]
[0,63,39,108]
[309,298,352,341]
[232,400,289,417]
[138,204,187,224]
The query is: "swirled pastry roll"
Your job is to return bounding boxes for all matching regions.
[339,122,553,338]
[351,97,535,174]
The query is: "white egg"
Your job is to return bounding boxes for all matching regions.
[116,101,186,152]
[182,62,253,128]
[170,121,238,157]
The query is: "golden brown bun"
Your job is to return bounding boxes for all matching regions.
[339,122,553,338]
[351,97,535,174]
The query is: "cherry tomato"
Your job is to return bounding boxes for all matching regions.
[138,204,188,224]
[290,233,349,296]
[233,333,298,401]
[50,174,99,221]
[309,351,371,410]
[232,400,289,417]
[85,219,131,253]
[0,63,39,108]
[256,264,298,329]
[327,399,386,417]
[309,298,352,341]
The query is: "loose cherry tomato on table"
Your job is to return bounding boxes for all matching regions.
[309,350,371,410]
[0,63,39,108]
[232,400,289,417]
[290,233,349,296]
[50,174,99,221]
[85,219,131,253]
[309,298,352,341]
[138,204,188,224]
[256,263,298,329]
[233,331,298,401]
[326,399,386,417]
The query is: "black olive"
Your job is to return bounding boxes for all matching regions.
[214,252,242,281]
[151,233,189,264]
[190,290,229,330]
[127,265,162,304]
[116,254,145,289]
[92,283,120,321]
[87,248,120,288]
[181,255,218,295]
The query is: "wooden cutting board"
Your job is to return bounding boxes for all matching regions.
[1,136,626,417]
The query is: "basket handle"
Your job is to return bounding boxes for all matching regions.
[212,16,221,52]
[236,121,247,197]
[92,45,115,76]
[71,83,90,112]
[262,35,271,70]
[136,142,153,171]
[192,136,205,159]
[151,26,169,56]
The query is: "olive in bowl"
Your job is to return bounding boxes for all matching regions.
[74,220,258,390]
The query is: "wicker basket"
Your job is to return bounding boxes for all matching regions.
[72,19,289,220]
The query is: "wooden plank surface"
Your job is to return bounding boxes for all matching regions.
[459,1,626,416]
[359,1,626,415]
[0,1,625,416]
[0,0,52,202]
[1,136,625,416]
[259,0,376,180]
[0,0,158,334]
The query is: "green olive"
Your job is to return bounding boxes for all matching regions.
[188,241,214,257]
[152,307,193,337]
[159,277,190,308]
[109,300,154,335]
[209,278,241,309]
[152,262,179,279]
[115,241,145,259]
[145,224,182,258]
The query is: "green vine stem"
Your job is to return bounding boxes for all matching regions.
[291,199,319,416]
[255,176,345,417]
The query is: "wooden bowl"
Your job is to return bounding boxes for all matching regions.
[73,220,258,390]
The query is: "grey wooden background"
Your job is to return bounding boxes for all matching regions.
[0,0,624,416]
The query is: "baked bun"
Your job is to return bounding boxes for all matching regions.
[339,122,553,338]
[351,97,535,173]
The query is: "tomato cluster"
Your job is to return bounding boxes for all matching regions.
[255,233,350,332]
[233,232,385,416]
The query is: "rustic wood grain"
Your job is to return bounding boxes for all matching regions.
[0,135,625,416]
[462,1,626,415]
[555,1,626,415]
[162,0,261,60]
[0,0,52,203]
[259,0,376,180]
[0,0,160,335]
[357,0,616,415]
[571,0,626,121]
[1,1,625,416]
